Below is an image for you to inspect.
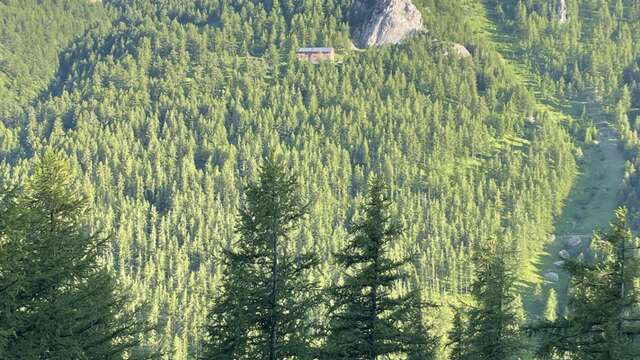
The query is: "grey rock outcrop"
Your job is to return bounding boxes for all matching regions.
[565,235,581,247]
[545,272,559,282]
[557,0,568,23]
[356,0,424,48]
[451,43,472,58]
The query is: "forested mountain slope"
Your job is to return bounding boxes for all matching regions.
[0,0,110,114]
[485,0,640,317]
[4,0,639,358]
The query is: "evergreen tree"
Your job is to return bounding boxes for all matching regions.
[463,242,523,360]
[325,176,435,359]
[447,310,469,360]
[0,0,592,354]
[534,209,640,359]
[202,157,320,360]
[0,151,154,359]
[0,186,19,359]
[405,296,437,360]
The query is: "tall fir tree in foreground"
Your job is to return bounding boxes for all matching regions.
[0,151,154,359]
[447,310,469,360]
[534,208,640,359]
[0,186,19,359]
[325,176,436,360]
[202,157,320,360]
[449,242,523,360]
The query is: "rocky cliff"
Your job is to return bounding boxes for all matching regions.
[557,0,568,23]
[451,43,472,58]
[355,0,424,48]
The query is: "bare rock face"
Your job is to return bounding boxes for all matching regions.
[451,43,472,58]
[545,272,559,282]
[565,235,581,247]
[356,0,424,48]
[557,0,568,23]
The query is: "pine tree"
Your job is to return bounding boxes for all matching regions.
[534,208,640,359]
[405,295,438,360]
[202,157,320,359]
[325,176,436,359]
[0,185,19,359]
[447,310,469,360]
[0,150,154,359]
[464,242,523,360]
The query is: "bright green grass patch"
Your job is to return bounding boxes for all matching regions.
[528,130,626,314]
[471,0,626,319]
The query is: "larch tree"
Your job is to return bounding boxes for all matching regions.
[462,242,523,360]
[0,150,155,359]
[0,185,19,359]
[534,208,640,359]
[447,310,469,360]
[202,157,320,360]
[324,176,436,359]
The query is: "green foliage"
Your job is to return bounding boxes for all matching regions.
[0,1,577,356]
[0,0,109,114]
[490,0,640,104]
[451,243,524,360]
[2,0,640,357]
[325,177,436,359]
[0,151,154,359]
[202,158,320,359]
[0,0,606,357]
[447,310,468,360]
[533,208,640,359]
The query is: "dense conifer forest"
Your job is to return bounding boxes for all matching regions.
[2,0,640,358]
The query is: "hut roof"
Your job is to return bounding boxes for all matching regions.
[297,47,334,53]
